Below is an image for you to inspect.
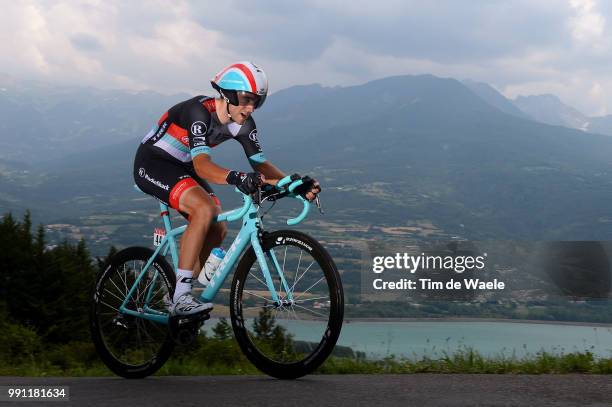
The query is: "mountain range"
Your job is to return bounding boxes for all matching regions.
[2,73,612,254]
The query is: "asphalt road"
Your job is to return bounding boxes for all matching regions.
[1,375,610,407]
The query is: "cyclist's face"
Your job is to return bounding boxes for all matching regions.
[229,92,260,124]
[237,91,261,108]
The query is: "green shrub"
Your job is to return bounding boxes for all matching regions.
[0,321,42,364]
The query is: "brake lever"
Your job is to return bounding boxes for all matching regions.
[315,195,324,214]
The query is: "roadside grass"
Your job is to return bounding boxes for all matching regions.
[2,341,611,376]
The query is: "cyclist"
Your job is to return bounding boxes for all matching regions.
[133,61,321,317]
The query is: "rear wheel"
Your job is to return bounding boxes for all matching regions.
[90,247,176,378]
[230,230,344,379]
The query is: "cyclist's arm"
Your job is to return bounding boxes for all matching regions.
[192,154,235,184]
[252,161,285,185]
[234,117,285,182]
[183,101,236,184]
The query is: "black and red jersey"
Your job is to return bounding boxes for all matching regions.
[140,95,266,166]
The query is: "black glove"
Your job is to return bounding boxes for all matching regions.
[227,171,263,195]
[292,175,321,200]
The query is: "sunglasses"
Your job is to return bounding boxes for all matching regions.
[236,91,262,108]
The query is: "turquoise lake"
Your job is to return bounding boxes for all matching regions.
[205,318,612,359]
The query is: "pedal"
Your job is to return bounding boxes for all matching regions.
[168,312,210,346]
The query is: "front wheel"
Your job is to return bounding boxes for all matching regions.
[230,230,344,379]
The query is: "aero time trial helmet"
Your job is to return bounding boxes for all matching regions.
[211,61,268,109]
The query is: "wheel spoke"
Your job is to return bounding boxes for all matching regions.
[108,276,127,301]
[149,284,165,305]
[249,266,270,290]
[99,300,121,312]
[293,250,303,288]
[293,295,329,304]
[103,288,126,304]
[278,249,291,301]
[292,303,328,319]
[294,276,326,300]
[243,290,272,302]
[290,260,315,295]
[137,272,157,306]
[120,264,129,296]
[241,304,276,311]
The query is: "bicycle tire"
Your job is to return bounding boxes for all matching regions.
[90,246,176,379]
[230,230,344,379]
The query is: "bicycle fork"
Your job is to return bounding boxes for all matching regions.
[251,234,294,307]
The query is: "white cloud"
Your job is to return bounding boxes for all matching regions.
[569,0,605,43]
[1,1,612,115]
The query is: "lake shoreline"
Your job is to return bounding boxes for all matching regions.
[342,317,612,327]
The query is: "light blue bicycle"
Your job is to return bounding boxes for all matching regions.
[90,175,344,379]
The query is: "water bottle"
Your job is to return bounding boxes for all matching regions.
[198,247,226,286]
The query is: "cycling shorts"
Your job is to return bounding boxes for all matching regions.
[133,144,221,211]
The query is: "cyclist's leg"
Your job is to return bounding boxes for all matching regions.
[195,222,227,275]
[134,148,213,313]
[175,185,220,271]
[188,178,228,277]
[166,182,217,314]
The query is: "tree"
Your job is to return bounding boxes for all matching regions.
[252,307,294,357]
[96,245,118,271]
[253,307,276,341]
[0,213,97,343]
[212,317,232,340]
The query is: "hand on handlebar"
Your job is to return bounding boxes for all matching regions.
[227,171,265,195]
[290,174,321,202]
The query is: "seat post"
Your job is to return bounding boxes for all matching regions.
[159,202,180,270]
[159,202,172,232]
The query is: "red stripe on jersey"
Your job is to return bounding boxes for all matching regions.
[167,123,189,146]
[158,111,169,125]
[169,178,198,209]
[203,98,216,112]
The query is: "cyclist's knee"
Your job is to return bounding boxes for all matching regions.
[179,187,217,223]
[190,203,215,223]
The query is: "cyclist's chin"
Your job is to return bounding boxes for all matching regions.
[234,112,250,124]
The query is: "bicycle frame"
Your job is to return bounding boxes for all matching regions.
[119,181,309,325]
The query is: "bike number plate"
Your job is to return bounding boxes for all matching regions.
[153,228,166,247]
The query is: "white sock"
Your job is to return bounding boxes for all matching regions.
[174,268,193,302]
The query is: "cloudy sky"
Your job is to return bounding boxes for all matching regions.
[2,0,611,115]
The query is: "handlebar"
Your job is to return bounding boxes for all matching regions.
[287,196,310,225]
[215,189,252,222]
[280,176,310,225]
[214,175,315,225]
